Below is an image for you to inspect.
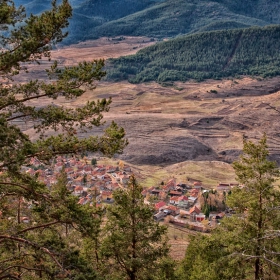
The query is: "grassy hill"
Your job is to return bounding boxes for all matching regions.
[14,0,280,44]
[91,0,269,39]
[105,25,280,83]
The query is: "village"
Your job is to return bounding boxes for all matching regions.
[24,155,238,232]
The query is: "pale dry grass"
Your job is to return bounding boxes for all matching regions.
[52,36,156,63]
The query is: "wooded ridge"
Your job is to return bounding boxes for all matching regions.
[14,0,280,44]
[105,25,280,83]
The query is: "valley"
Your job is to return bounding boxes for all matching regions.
[22,37,280,187]
[5,1,280,277]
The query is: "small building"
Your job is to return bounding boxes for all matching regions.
[188,196,197,206]
[196,213,206,222]
[169,190,182,196]
[74,185,83,196]
[169,196,180,205]
[178,195,189,208]
[165,205,179,216]
[154,201,166,212]
[189,188,199,197]
[101,190,113,201]
[153,211,166,222]
[193,181,202,190]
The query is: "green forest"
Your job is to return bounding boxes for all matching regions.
[80,0,280,42]
[106,25,280,83]
[15,0,280,44]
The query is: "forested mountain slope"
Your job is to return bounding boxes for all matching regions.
[14,0,280,44]
[92,0,269,39]
[106,25,280,83]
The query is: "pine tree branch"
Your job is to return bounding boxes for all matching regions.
[0,235,63,270]
[0,274,20,280]
[7,114,32,122]
[1,90,67,111]
[0,265,43,277]
[17,221,61,234]
[0,182,50,200]
[263,256,280,268]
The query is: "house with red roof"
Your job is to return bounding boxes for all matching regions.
[189,188,199,197]
[165,205,179,216]
[169,196,180,205]
[193,181,202,190]
[189,205,201,215]
[188,206,201,222]
[101,190,113,201]
[154,201,166,211]
[169,190,182,196]
[74,186,83,196]
[165,178,177,190]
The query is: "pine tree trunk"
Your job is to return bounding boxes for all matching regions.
[255,189,263,279]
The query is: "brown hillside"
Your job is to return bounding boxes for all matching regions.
[19,37,280,184]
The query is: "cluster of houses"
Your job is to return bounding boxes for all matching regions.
[25,156,236,232]
[143,178,236,232]
[25,156,132,206]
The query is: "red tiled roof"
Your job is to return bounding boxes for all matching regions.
[189,206,200,214]
[178,195,188,201]
[166,178,176,187]
[169,190,182,195]
[75,186,83,191]
[155,201,166,210]
[101,190,112,196]
[166,205,178,211]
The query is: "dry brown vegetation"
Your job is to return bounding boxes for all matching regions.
[20,37,280,188]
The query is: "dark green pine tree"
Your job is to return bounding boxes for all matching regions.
[178,134,280,280]
[100,176,172,280]
[0,0,127,278]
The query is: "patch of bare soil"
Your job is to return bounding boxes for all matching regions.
[52,36,156,63]
[77,77,280,168]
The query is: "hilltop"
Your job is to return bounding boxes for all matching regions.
[14,0,280,44]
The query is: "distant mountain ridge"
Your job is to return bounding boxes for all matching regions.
[13,0,280,44]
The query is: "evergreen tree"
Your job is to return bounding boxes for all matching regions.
[0,0,127,278]
[178,135,280,279]
[100,176,170,280]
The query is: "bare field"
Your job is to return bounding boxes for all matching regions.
[51,36,156,63]
[20,37,280,188]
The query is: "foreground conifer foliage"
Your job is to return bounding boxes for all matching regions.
[100,176,171,280]
[178,135,280,280]
[0,1,127,278]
